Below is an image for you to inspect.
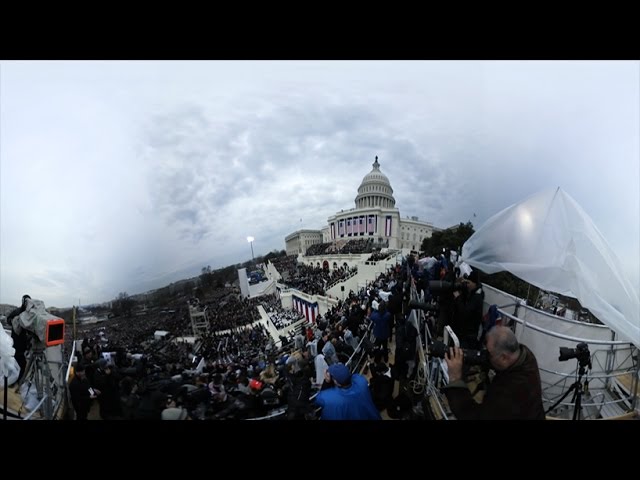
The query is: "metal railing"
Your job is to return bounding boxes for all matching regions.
[405,280,639,420]
[483,284,639,418]
[408,285,450,420]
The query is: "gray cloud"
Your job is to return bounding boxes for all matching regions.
[139,99,393,246]
[30,276,60,289]
[2,61,637,307]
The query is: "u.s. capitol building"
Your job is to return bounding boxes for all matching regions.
[286,157,438,255]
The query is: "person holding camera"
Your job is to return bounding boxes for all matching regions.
[6,294,31,381]
[450,270,484,349]
[443,325,545,420]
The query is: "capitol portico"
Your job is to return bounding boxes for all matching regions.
[286,157,438,255]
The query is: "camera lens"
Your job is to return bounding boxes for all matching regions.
[428,341,489,368]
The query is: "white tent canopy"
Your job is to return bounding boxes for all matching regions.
[461,187,639,348]
[154,330,169,341]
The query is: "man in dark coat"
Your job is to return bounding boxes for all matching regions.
[94,363,122,419]
[284,353,312,420]
[443,326,545,420]
[450,270,484,349]
[368,351,394,412]
[69,363,98,420]
[6,295,32,381]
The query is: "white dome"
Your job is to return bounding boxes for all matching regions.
[355,156,396,209]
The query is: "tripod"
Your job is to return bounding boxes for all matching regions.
[546,361,590,420]
[18,342,57,420]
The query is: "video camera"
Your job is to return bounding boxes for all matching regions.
[408,299,439,313]
[13,297,65,348]
[429,340,490,368]
[427,280,467,294]
[558,342,591,368]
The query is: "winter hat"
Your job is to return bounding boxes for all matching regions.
[328,363,351,385]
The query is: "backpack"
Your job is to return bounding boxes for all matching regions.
[481,304,501,342]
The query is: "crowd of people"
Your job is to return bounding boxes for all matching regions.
[280,264,357,296]
[366,251,392,263]
[269,255,298,277]
[195,294,263,331]
[265,301,304,330]
[7,245,546,421]
[65,270,412,421]
[304,238,380,257]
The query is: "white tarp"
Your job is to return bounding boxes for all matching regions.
[0,327,20,384]
[154,330,169,341]
[461,187,639,348]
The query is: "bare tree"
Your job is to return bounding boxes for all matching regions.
[115,292,135,317]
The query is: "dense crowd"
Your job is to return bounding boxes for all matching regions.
[280,264,357,296]
[66,261,411,421]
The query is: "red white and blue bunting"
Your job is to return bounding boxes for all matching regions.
[292,295,319,324]
[385,215,392,237]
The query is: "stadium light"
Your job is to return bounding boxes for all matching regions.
[247,236,255,261]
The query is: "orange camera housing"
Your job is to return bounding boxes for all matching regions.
[45,318,65,347]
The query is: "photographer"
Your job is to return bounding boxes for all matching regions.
[433,259,456,337]
[450,270,484,349]
[443,326,545,420]
[6,295,31,381]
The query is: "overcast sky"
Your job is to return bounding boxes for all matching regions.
[1,61,638,308]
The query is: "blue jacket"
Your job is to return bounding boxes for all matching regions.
[370,310,391,341]
[315,374,382,420]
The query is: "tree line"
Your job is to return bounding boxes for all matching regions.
[420,221,543,304]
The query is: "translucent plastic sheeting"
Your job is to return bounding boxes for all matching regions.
[0,326,20,384]
[462,188,639,348]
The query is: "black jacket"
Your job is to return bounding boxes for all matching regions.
[451,286,484,347]
[443,345,545,420]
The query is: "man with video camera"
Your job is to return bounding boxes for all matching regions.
[443,325,545,420]
[6,294,31,381]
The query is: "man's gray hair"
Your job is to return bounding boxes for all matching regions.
[487,326,519,356]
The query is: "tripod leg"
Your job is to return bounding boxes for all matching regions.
[573,385,583,420]
[545,381,577,416]
[15,352,55,419]
[570,383,579,405]
[40,358,55,419]
[34,358,44,400]
[16,353,35,391]
[32,354,55,420]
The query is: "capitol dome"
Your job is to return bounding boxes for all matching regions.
[354,156,396,209]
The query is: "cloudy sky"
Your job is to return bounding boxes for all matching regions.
[1,61,638,308]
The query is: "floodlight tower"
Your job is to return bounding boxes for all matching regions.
[247,236,255,262]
